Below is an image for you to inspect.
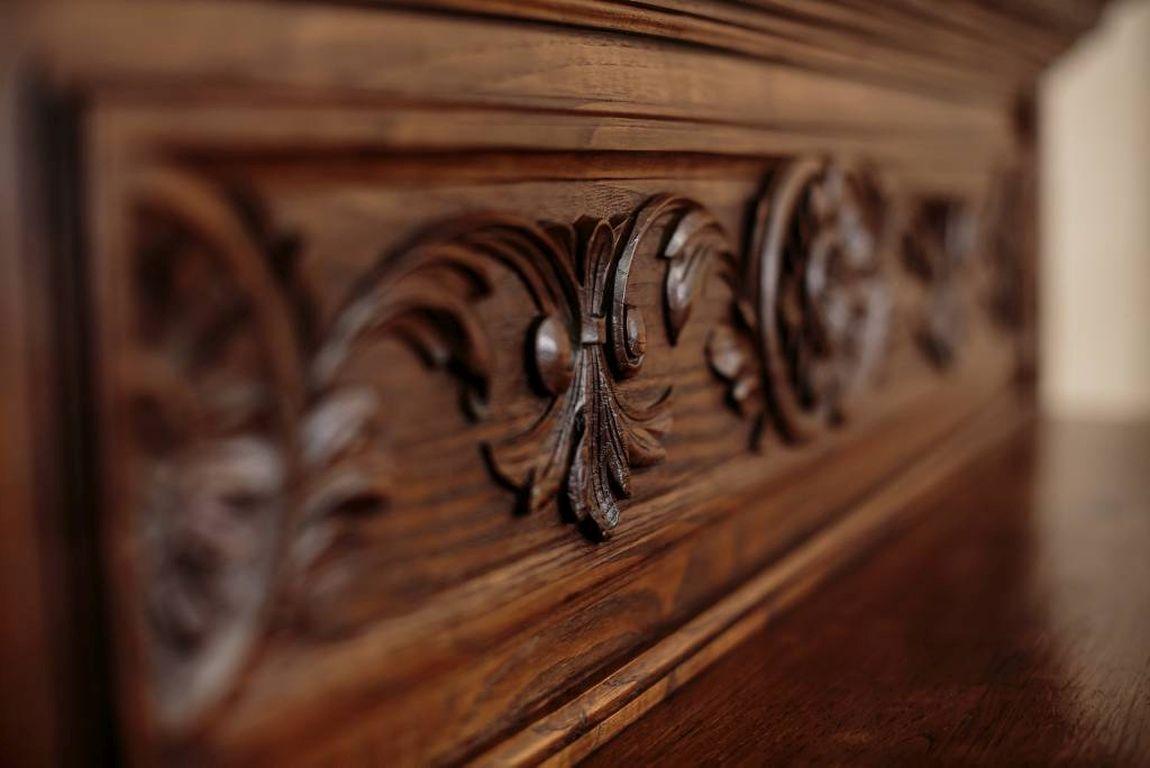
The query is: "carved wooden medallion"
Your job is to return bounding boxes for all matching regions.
[709,159,893,445]
[126,170,303,731]
[903,199,979,369]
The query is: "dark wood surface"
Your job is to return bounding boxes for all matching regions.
[587,419,1150,766]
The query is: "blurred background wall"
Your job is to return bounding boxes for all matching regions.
[1040,0,1150,420]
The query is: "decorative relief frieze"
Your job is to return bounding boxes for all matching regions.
[118,157,1018,728]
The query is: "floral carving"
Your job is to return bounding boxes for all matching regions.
[125,173,506,727]
[709,159,893,445]
[902,199,979,369]
[478,216,670,537]
[126,170,303,730]
[289,221,496,627]
[301,195,727,539]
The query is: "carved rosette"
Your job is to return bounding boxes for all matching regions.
[902,199,979,369]
[125,170,304,731]
[709,159,893,444]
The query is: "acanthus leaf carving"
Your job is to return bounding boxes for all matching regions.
[481,196,731,537]
[290,230,498,614]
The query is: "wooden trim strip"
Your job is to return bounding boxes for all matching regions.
[292,0,1093,99]
[39,2,1008,146]
[98,102,1010,190]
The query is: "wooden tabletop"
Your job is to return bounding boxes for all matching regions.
[586,420,1150,766]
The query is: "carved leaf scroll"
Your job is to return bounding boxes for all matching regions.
[304,200,729,540]
[123,172,734,726]
[287,226,499,633]
[124,175,521,728]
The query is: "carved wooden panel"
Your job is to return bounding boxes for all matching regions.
[1,0,1087,764]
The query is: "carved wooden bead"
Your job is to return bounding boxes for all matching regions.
[623,303,647,362]
[531,315,574,396]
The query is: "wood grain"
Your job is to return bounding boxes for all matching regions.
[287,0,1102,101]
[0,28,63,765]
[0,0,1109,764]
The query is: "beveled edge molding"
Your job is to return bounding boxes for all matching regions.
[117,155,1019,738]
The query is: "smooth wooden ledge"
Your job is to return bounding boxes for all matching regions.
[37,2,1011,150]
[583,418,1150,765]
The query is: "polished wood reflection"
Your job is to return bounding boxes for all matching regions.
[587,420,1150,765]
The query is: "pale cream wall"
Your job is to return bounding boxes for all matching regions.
[1040,0,1150,420]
